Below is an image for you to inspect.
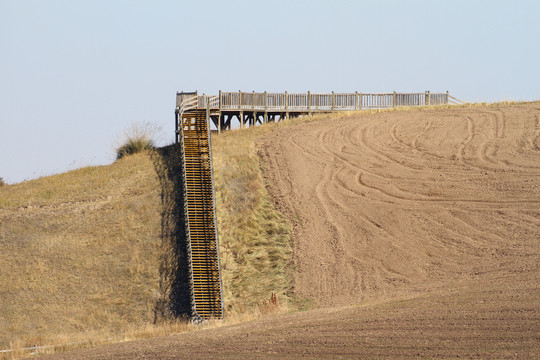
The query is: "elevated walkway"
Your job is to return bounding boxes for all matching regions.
[175,90,464,134]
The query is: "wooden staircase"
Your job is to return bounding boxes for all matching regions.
[179,109,223,320]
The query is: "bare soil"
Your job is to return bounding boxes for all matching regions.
[40,103,540,359]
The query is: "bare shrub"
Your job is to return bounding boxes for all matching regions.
[116,122,161,160]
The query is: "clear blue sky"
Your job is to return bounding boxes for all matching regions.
[1,0,539,184]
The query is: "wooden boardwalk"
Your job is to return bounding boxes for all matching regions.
[175,90,463,138]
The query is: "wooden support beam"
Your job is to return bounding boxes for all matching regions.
[285,91,289,120]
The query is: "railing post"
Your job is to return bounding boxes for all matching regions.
[427,91,431,106]
[307,91,311,114]
[264,91,268,124]
[355,91,359,110]
[393,91,397,108]
[359,92,363,110]
[219,90,222,111]
[446,90,449,105]
[331,91,335,111]
[285,91,289,120]
[239,90,243,129]
[206,97,210,130]
[238,90,242,110]
[425,91,429,106]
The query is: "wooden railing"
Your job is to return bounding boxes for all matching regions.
[177,90,458,112]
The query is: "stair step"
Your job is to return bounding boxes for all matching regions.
[180,109,223,320]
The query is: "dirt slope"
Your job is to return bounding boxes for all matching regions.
[259,103,540,308]
[39,103,540,359]
[41,286,539,359]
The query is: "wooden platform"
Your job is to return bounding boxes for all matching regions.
[175,90,463,138]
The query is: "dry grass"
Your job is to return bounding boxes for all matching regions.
[115,122,158,160]
[211,124,293,316]
[0,122,295,357]
[0,154,163,354]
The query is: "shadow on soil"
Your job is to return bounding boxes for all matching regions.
[151,145,192,321]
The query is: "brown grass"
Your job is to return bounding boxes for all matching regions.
[0,121,295,357]
[0,154,163,354]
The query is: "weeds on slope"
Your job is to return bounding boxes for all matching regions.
[115,122,159,160]
[210,125,294,316]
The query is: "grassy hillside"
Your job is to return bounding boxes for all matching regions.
[0,122,293,354]
[0,154,163,350]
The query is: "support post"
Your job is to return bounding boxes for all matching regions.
[355,91,359,110]
[175,109,179,143]
[427,91,431,106]
[393,91,397,108]
[238,90,242,110]
[264,91,268,124]
[331,91,335,111]
[307,91,311,115]
[446,90,449,105]
[285,91,289,120]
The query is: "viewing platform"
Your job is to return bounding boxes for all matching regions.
[175,90,463,139]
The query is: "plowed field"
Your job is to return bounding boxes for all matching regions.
[42,103,540,359]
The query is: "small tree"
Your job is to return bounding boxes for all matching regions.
[0,177,6,187]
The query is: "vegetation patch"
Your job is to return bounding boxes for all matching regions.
[115,122,158,160]
[212,125,293,316]
[0,120,296,356]
[0,154,163,355]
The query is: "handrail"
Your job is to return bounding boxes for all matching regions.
[448,95,465,105]
[177,91,460,112]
